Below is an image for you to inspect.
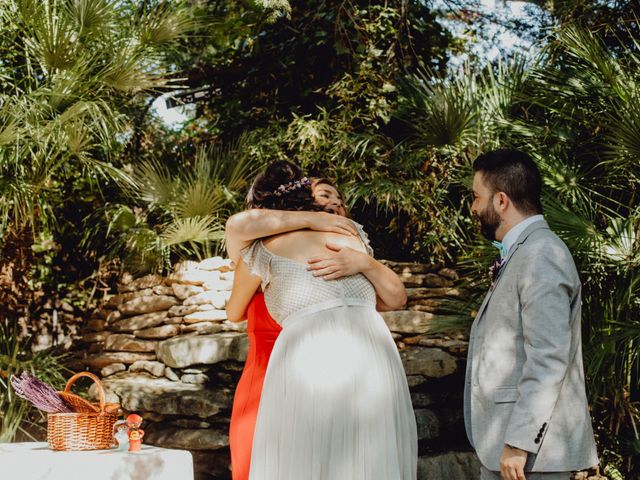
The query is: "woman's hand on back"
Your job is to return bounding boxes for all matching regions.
[306,242,370,280]
[306,239,407,310]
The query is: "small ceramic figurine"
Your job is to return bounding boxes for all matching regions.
[112,420,129,451]
[126,413,144,452]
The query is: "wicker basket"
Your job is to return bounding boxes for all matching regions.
[58,388,121,414]
[47,372,118,451]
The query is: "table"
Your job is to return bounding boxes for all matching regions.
[0,442,194,480]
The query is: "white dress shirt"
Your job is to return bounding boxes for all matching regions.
[500,214,545,258]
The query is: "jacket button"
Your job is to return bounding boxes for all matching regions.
[534,438,540,444]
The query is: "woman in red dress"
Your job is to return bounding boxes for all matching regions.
[228,292,281,480]
[226,179,350,480]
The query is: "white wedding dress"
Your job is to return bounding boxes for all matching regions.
[243,225,417,480]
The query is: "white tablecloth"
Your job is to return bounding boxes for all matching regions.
[0,442,194,480]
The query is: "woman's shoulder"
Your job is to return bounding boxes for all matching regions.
[263,230,366,256]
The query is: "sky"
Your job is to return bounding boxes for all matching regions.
[474,0,535,59]
[152,93,193,129]
[435,0,547,65]
[153,0,543,128]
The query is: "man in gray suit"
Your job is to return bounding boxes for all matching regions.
[464,150,599,480]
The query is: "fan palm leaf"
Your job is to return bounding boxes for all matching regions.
[21,0,78,73]
[138,3,199,47]
[479,56,529,136]
[397,67,479,148]
[160,216,224,247]
[600,214,640,267]
[175,179,226,219]
[133,157,175,208]
[605,94,640,177]
[100,46,165,93]
[204,133,259,194]
[69,0,115,37]
[542,193,601,257]
[556,24,624,97]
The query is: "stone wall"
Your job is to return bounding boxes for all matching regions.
[76,258,479,479]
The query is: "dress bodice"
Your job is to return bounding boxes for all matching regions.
[241,223,377,323]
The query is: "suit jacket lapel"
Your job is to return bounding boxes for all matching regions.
[474,220,550,323]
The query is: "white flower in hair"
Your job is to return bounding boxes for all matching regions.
[273,177,311,196]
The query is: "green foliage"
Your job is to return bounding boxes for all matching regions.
[0,0,198,328]
[161,0,450,137]
[0,322,68,442]
[0,0,197,234]
[90,136,260,273]
[155,6,639,472]
[129,0,451,261]
[1,0,638,473]
[427,23,640,475]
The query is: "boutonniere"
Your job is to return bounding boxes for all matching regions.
[489,257,506,286]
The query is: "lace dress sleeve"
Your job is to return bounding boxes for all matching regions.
[240,241,272,288]
[353,222,374,257]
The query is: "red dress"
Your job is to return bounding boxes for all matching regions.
[229,293,282,480]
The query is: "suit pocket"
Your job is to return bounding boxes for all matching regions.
[493,386,519,403]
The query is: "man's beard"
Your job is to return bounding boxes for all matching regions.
[476,204,502,241]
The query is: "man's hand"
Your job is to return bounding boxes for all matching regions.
[307,242,369,280]
[307,212,358,237]
[500,445,527,480]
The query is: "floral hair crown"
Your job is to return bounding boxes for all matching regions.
[273,177,311,196]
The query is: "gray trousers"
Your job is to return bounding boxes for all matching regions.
[480,466,570,480]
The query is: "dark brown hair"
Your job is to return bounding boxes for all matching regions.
[473,149,543,215]
[246,160,320,211]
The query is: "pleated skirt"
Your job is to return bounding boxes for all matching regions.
[249,300,418,480]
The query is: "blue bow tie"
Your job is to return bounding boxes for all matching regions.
[492,240,508,259]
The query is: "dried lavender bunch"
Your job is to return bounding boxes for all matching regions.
[10,372,72,413]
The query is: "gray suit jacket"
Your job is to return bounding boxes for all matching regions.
[464,220,598,472]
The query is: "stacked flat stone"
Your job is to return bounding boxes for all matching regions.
[78,258,245,379]
[80,258,480,480]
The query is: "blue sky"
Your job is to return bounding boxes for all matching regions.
[433,0,548,65]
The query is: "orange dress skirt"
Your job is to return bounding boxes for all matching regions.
[229,293,282,480]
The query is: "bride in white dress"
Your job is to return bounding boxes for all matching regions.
[226,161,418,480]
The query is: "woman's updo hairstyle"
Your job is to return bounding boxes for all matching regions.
[246,160,320,211]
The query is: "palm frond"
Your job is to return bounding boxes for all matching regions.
[160,216,224,247]
[175,179,226,219]
[22,1,78,73]
[138,3,199,47]
[542,194,600,256]
[397,68,479,148]
[204,133,259,194]
[69,0,115,37]
[600,215,640,267]
[100,46,164,93]
[556,24,623,97]
[605,94,640,176]
[132,157,176,208]
[479,56,529,135]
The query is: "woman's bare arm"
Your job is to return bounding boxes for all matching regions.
[225,210,357,262]
[226,259,262,322]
